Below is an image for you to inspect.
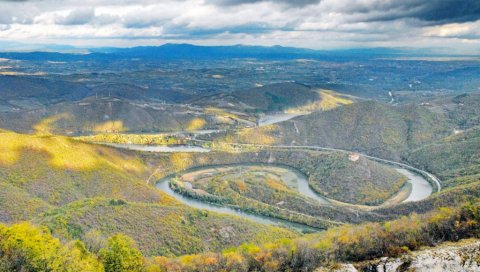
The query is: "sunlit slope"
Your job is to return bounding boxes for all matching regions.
[0,97,237,135]
[0,182,51,222]
[219,101,452,160]
[37,198,297,257]
[191,82,354,113]
[0,130,297,256]
[0,130,166,221]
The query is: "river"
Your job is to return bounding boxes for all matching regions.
[258,113,304,126]
[395,168,433,202]
[100,141,435,230]
[98,143,211,153]
[156,173,319,232]
[155,163,433,231]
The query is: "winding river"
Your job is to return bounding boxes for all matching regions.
[395,168,433,202]
[98,140,438,231]
[156,171,320,232]
[155,162,434,232]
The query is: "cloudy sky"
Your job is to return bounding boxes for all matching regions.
[0,0,479,52]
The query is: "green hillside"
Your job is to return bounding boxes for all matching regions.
[2,201,478,272]
[0,130,297,256]
[0,130,164,221]
[307,153,407,205]
[0,97,251,135]
[407,127,480,188]
[191,82,353,113]
[430,92,480,129]
[217,100,453,160]
[36,198,297,257]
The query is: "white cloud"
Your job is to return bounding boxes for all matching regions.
[0,0,478,51]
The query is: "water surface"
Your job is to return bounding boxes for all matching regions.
[100,143,210,153]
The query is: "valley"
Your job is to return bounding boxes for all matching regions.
[0,45,479,272]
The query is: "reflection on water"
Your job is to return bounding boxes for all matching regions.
[395,168,433,202]
[258,113,303,126]
[155,164,433,231]
[155,174,318,232]
[99,143,211,153]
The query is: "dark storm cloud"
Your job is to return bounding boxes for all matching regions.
[341,0,480,24]
[418,0,480,23]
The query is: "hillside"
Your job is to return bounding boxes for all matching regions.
[0,130,297,256]
[36,198,297,257]
[2,202,480,271]
[307,153,407,205]
[191,82,353,113]
[406,127,480,188]
[141,149,409,208]
[0,97,252,135]
[0,75,89,112]
[429,92,480,129]
[216,100,453,160]
[0,129,163,221]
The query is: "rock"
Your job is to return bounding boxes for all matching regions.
[315,264,358,272]
[316,239,480,272]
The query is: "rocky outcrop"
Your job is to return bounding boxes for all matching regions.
[316,239,480,272]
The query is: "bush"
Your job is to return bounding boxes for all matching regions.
[99,234,145,272]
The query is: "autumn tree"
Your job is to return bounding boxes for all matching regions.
[99,233,145,272]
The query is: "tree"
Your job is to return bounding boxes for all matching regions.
[99,233,145,272]
[0,222,102,272]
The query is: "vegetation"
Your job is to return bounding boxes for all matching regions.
[1,202,479,272]
[0,130,298,257]
[37,198,297,256]
[286,89,354,113]
[2,50,480,272]
[76,133,186,146]
[147,201,480,271]
[0,98,242,135]
[99,234,144,272]
[0,222,103,272]
[145,149,408,206]
[300,153,407,205]
[169,167,338,229]
[0,130,166,222]
[407,127,480,185]
[434,92,480,129]
[213,101,453,160]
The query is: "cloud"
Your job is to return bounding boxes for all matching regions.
[208,0,321,8]
[0,0,479,51]
[424,20,480,39]
[55,7,95,25]
[329,0,480,24]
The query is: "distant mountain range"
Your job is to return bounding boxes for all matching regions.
[0,43,470,61]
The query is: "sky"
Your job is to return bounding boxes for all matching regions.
[0,0,479,52]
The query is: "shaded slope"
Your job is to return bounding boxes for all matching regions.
[191,82,353,113]
[219,101,452,160]
[0,97,239,135]
[406,127,480,188]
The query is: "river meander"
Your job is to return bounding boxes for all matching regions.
[155,163,433,231]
